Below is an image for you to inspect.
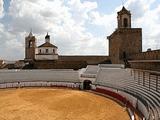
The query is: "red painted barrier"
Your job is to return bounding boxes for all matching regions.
[93,87,134,110]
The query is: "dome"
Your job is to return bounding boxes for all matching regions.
[45,32,50,39]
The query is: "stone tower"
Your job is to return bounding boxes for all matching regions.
[25,32,36,61]
[107,7,142,64]
[117,6,131,28]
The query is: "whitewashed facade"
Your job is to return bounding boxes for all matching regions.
[35,33,58,60]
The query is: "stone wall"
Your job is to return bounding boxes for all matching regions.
[33,56,110,69]
[128,50,160,71]
[58,55,110,64]
[129,50,160,60]
[34,60,87,70]
[129,60,160,71]
[108,28,142,64]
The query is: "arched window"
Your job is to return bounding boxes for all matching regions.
[53,49,55,54]
[123,18,128,27]
[29,41,33,47]
[123,51,126,59]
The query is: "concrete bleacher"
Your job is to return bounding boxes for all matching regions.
[98,64,125,69]
[80,65,99,77]
[0,69,80,83]
[84,65,99,74]
[80,65,99,82]
[0,66,160,120]
[92,67,160,120]
[0,69,80,89]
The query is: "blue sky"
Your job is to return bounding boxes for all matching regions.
[0,0,160,60]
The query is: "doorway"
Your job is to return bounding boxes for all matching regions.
[83,80,92,90]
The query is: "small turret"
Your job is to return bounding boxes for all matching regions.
[45,32,50,43]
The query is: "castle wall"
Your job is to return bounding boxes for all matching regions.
[108,28,142,64]
[34,60,87,70]
[129,50,160,60]
[58,55,110,64]
[128,50,160,71]
[33,56,110,69]
[129,60,160,71]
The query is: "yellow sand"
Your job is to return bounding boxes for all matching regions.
[0,88,129,120]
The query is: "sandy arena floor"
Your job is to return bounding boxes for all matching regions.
[0,88,130,120]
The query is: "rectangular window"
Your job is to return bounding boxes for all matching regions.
[39,49,41,54]
[46,49,48,53]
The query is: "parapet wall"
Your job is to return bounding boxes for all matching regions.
[128,50,160,71]
[128,60,160,71]
[27,55,110,69]
[34,60,87,69]
[58,55,110,64]
[129,50,160,60]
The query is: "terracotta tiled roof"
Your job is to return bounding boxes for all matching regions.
[38,42,58,48]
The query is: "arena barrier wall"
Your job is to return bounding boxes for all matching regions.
[0,69,80,83]
[91,85,149,120]
[0,81,81,89]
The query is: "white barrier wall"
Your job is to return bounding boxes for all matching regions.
[92,85,149,120]
[0,82,80,89]
[0,70,80,83]
[137,100,149,119]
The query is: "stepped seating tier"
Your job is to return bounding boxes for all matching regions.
[93,67,160,120]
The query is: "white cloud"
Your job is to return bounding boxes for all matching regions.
[88,11,116,35]
[126,0,160,50]
[0,0,160,60]
[2,0,106,60]
[90,0,160,51]
[0,0,3,17]
[8,0,70,33]
[0,23,24,60]
[67,0,97,24]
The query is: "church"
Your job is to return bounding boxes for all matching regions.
[107,6,142,64]
[25,32,58,61]
[25,7,150,69]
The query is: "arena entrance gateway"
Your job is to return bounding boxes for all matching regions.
[83,80,92,90]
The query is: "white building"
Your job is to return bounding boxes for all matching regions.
[35,33,58,60]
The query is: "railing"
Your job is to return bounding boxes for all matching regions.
[131,69,160,92]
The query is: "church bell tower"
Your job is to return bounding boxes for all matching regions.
[107,7,142,64]
[117,6,131,28]
[25,31,36,61]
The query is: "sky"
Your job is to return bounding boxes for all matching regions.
[0,0,160,60]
